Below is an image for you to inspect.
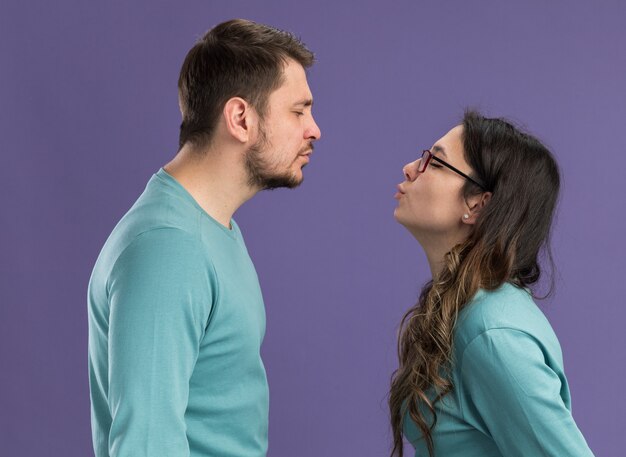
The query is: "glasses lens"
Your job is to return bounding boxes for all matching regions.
[418,150,430,172]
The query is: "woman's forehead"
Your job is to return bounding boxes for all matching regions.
[432,125,464,158]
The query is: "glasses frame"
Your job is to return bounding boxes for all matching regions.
[419,149,487,191]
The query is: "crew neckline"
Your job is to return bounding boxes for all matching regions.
[155,167,237,238]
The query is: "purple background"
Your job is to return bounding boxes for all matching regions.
[1,1,624,456]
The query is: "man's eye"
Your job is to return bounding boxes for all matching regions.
[430,162,443,168]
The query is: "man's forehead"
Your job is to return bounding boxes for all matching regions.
[281,57,307,79]
[271,62,313,103]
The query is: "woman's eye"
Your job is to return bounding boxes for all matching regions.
[294,111,304,116]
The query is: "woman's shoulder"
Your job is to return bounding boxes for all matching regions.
[454,283,561,357]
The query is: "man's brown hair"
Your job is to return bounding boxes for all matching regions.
[177,19,314,150]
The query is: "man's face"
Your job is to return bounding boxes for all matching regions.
[245,59,321,190]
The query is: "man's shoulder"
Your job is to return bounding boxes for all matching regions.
[90,175,205,284]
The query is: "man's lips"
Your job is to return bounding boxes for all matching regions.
[297,151,312,164]
[300,142,314,156]
[298,150,313,163]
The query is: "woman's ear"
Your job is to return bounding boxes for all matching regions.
[223,97,256,143]
[463,192,492,224]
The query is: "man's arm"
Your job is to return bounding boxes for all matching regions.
[107,228,214,457]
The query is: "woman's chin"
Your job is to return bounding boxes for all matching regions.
[393,206,403,223]
[393,208,411,228]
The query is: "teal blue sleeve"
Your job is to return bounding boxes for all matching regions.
[460,329,594,457]
[106,229,215,457]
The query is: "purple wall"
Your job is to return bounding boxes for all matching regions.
[2,1,624,455]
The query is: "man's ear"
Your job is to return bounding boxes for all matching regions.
[463,192,493,224]
[223,97,256,143]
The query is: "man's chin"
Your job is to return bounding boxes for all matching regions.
[261,173,303,190]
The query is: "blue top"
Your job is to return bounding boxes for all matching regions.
[404,283,594,456]
[88,169,269,457]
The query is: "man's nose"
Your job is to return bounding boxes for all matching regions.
[306,115,321,141]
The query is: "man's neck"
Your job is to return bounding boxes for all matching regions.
[163,144,258,229]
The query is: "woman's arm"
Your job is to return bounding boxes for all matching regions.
[460,328,594,457]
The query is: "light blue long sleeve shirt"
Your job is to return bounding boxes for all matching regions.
[404,283,594,456]
[88,168,269,457]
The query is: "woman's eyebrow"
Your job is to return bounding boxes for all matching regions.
[431,145,448,157]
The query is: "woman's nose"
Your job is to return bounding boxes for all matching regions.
[403,160,419,181]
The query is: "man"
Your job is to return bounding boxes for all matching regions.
[87,19,321,457]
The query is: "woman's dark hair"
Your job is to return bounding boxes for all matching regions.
[177,19,314,150]
[388,110,561,457]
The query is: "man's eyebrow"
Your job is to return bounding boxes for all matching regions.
[431,145,447,157]
[293,98,313,107]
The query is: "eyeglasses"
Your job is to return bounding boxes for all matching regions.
[418,149,487,191]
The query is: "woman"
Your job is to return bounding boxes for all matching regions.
[389,111,594,457]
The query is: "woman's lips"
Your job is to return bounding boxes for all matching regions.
[394,184,406,200]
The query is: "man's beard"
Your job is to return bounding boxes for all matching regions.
[244,123,310,190]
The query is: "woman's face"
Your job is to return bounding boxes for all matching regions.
[394,125,474,240]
